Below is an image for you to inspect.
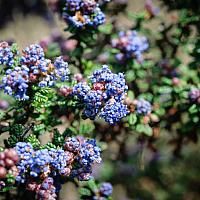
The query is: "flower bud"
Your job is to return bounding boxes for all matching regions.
[0,167,7,179]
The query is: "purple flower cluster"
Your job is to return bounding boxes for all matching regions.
[188,88,200,104]
[27,177,57,200]
[63,0,105,29]
[64,137,102,181]
[36,177,56,200]
[112,30,149,63]
[136,99,152,115]
[0,42,15,67]
[1,66,29,100]
[99,99,129,124]
[14,137,101,193]
[15,142,71,183]
[0,43,70,100]
[73,65,129,124]
[99,182,113,197]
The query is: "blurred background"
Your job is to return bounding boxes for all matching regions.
[0,0,200,200]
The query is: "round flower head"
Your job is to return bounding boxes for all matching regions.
[1,66,29,100]
[73,82,91,99]
[63,0,105,30]
[136,99,152,115]
[73,65,129,124]
[112,30,149,63]
[64,137,80,152]
[99,182,113,197]
[99,99,129,124]
[21,44,45,65]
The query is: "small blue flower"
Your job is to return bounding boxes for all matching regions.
[136,99,152,115]
[112,30,149,62]
[99,182,113,197]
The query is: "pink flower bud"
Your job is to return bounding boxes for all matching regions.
[74,73,83,82]
[0,167,7,179]
[172,77,180,86]
[0,152,5,160]
[5,158,14,167]
[59,86,72,97]
[93,82,105,91]
[62,39,78,51]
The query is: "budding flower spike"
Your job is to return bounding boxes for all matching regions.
[73,65,129,124]
[0,42,70,100]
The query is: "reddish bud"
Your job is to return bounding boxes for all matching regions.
[0,167,7,179]
[5,158,14,167]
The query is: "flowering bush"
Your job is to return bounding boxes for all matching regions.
[0,0,200,199]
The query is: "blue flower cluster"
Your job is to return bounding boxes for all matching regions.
[1,66,29,100]
[136,99,152,115]
[112,30,149,63]
[14,137,101,187]
[99,182,113,197]
[63,0,105,29]
[21,44,45,64]
[64,137,102,181]
[14,142,70,183]
[0,42,15,67]
[99,99,129,124]
[73,65,129,124]
[0,43,70,100]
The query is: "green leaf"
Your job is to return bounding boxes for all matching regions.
[128,113,137,125]
[79,121,95,135]
[136,124,153,136]
[99,23,113,34]
[87,179,98,192]
[126,70,135,82]
[33,124,45,132]
[79,188,92,196]
[189,104,197,114]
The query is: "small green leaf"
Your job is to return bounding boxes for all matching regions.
[189,104,197,114]
[128,113,137,125]
[79,188,92,196]
[88,179,98,192]
[136,124,153,136]
[98,23,113,34]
